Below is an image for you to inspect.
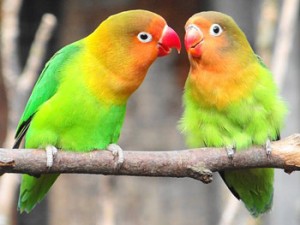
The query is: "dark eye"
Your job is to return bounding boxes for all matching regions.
[209,24,223,36]
[137,32,152,43]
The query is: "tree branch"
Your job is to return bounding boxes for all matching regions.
[271,0,300,89]
[1,134,300,183]
[0,5,57,223]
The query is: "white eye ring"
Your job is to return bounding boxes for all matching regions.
[209,24,223,36]
[137,32,152,43]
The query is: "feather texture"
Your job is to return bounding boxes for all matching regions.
[15,10,180,213]
[180,11,287,217]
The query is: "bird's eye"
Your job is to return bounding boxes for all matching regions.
[209,24,223,36]
[137,32,152,43]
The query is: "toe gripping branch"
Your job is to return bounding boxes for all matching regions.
[46,145,58,168]
[107,144,124,170]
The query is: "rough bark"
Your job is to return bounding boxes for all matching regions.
[1,134,300,182]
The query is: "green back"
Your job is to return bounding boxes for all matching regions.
[14,43,81,147]
[17,40,127,213]
[16,43,81,213]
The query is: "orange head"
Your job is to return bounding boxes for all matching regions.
[184,11,260,109]
[86,10,181,74]
[83,10,181,104]
[184,11,254,68]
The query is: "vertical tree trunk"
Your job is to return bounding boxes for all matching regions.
[0,58,8,146]
[0,0,8,146]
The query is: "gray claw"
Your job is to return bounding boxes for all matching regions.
[265,139,272,157]
[225,145,236,159]
[46,145,58,168]
[107,144,124,170]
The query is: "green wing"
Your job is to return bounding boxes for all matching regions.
[13,43,82,148]
[256,54,281,141]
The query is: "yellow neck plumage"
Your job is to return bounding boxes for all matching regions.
[187,55,260,110]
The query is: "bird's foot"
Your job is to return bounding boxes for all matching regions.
[225,145,236,159]
[46,145,58,168]
[265,139,272,158]
[107,144,124,170]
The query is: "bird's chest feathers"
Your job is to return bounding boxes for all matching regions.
[82,53,146,105]
[189,63,258,109]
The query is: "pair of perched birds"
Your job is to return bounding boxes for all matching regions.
[13,9,286,216]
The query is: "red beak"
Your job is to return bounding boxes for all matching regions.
[185,24,203,57]
[158,25,181,57]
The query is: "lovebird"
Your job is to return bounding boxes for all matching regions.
[179,11,287,217]
[14,9,181,213]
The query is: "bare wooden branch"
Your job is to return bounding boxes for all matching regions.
[0,0,22,85]
[271,0,300,89]
[4,13,57,148]
[17,13,57,93]
[255,0,279,66]
[0,2,57,222]
[1,134,300,183]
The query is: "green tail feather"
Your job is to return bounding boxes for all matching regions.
[222,168,274,217]
[18,174,59,213]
